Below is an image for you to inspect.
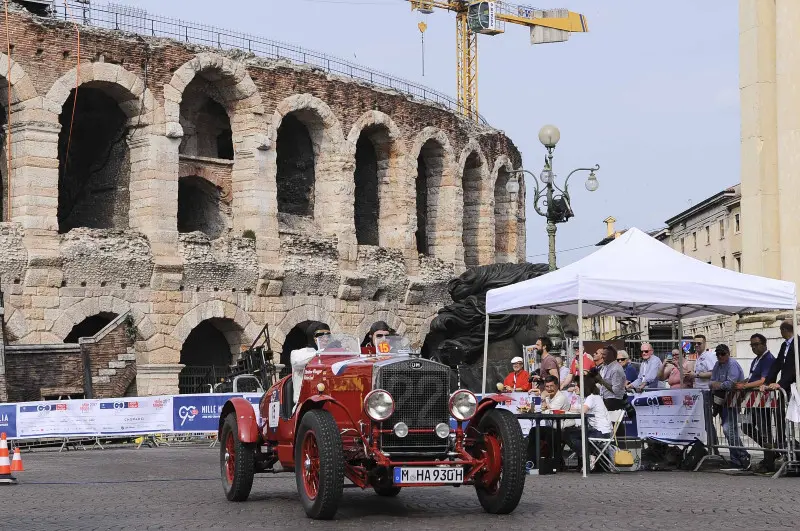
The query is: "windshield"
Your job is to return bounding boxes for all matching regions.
[315,334,362,354]
[374,334,413,356]
[313,334,414,357]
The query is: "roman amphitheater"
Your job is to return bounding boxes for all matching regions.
[0,1,524,398]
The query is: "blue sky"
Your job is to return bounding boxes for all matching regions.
[129,0,740,265]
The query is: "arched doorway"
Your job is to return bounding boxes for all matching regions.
[416,139,445,256]
[353,125,392,246]
[494,166,514,263]
[462,152,483,268]
[276,112,318,218]
[64,312,118,343]
[58,87,131,233]
[179,78,234,160]
[178,317,245,394]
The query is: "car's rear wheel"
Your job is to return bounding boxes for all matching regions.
[295,409,344,519]
[220,413,255,501]
[373,486,402,497]
[472,408,525,514]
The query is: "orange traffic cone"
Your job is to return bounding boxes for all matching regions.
[10,448,23,472]
[0,432,18,485]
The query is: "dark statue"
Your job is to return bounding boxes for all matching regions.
[421,262,575,392]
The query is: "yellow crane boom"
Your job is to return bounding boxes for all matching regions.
[409,1,589,122]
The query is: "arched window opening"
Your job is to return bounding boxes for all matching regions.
[354,134,380,246]
[276,113,316,218]
[462,152,483,268]
[177,176,226,238]
[494,167,513,262]
[179,76,233,160]
[416,139,444,256]
[178,318,244,394]
[64,312,119,343]
[58,87,130,233]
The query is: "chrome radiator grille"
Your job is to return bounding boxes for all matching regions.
[376,359,450,452]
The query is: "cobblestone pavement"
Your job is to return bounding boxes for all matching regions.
[2,446,799,530]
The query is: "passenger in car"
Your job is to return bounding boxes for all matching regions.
[290,322,331,408]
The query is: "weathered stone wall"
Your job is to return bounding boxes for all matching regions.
[0,4,525,396]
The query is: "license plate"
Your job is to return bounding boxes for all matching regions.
[393,466,464,484]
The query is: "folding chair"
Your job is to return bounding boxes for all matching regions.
[588,410,627,473]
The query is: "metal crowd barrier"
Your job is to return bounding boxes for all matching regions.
[695,388,797,478]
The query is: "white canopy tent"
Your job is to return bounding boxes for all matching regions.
[482,227,799,476]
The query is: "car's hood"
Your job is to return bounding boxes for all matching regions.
[329,354,411,376]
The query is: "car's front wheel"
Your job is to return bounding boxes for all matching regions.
[295,409,344,519]
[472,408,525,514]
[220,413,256,501]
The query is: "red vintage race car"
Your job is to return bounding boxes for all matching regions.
[217,334,526,520]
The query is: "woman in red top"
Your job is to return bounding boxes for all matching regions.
[503,356,532,392]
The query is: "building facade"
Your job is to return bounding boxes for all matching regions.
[0,3,525,397]
[663,185,742,348]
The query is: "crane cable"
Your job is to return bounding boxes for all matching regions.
[4,0,10,221]
[61,0,80,178]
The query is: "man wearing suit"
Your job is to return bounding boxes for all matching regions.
[763,321,798,397]
[761,320,799,465]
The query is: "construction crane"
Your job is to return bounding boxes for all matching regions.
[409,1,589,122]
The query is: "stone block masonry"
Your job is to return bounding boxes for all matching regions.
[0,3,525,396]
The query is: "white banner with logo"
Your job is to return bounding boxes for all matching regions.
[632,389,706,443]
[1,394,262,440]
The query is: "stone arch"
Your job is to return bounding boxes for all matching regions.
[164,52,264,135]
[1,303,29,343]
[270,94,346,237]
[492,156,517,263]
[346,111,406,248]
[270,303,344,352]
[409,127,457,261]
[44,62,158,122]
[170,299,260,349]
[50,296,157,342]
[354,310,409,344]
[165,53,266,241]
[457,140,491,268]
[43,63,161,233]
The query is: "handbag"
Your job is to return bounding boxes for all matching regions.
[614,448,634,467]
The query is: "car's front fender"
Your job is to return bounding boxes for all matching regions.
[219,397,259,444]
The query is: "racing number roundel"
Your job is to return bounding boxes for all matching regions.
[378,342,391,354]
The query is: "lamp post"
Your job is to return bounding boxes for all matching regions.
[505,124,600,353]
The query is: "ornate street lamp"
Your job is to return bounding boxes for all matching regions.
[506,125,600,353]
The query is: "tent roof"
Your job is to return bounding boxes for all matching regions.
[486,227,797,319]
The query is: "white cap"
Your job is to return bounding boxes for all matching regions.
[511,356,524,364]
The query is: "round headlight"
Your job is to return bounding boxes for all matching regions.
[364,389,395,421]
[435,422,450,439]
[394,422,409,438]
[449,390,477,421]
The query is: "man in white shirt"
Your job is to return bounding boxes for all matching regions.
[692,334,717,390]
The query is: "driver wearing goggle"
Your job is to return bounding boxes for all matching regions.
[361,321,393,354]
[313,329,332,349]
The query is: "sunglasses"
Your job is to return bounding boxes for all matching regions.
[373,333,389,339]
[641,350,652,353]
[314,331,331,338]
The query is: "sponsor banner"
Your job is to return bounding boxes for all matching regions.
[0,403,16,438]
[96,396,173,435]
[3,393,263,440]
[632,389,706,444]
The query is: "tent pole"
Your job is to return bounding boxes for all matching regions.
[794,307,800,400]
[481,312,490,395]
[578,299,586,478]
